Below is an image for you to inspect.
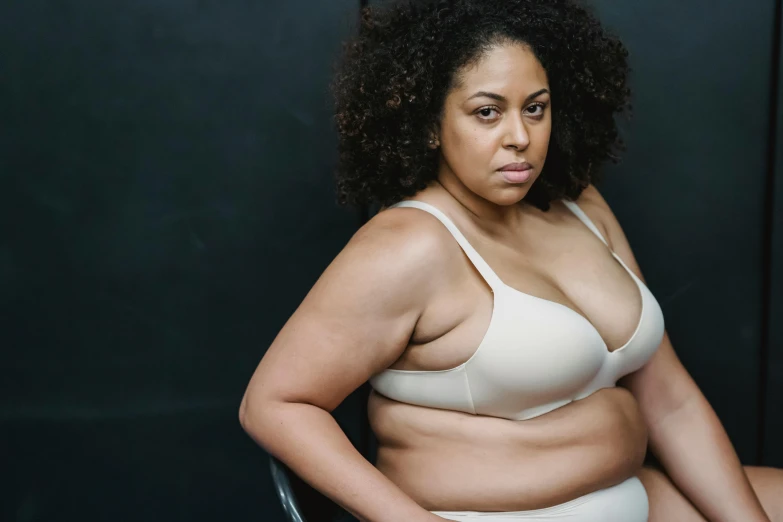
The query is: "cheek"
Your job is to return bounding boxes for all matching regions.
[539,129,552,150]
[441,122,498,182]
[449,122,498,156]
[531,123,552,155]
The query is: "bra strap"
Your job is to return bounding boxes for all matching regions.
[390,201,503,291]
[562,200,610,248]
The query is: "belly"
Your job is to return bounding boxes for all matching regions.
[368,386,648,512]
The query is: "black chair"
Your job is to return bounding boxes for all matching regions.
[269,455,307,522]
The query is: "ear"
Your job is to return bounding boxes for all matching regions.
[427,123,441,149]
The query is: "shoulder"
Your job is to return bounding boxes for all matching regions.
[573,184,620,244]
[329,203,461,300]
[353,204,460,264]
[574,184,613,221]
[574,184,646,279]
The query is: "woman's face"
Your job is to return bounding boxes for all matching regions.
[436,42,552,206]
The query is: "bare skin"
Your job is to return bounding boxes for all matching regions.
[368,181,783,517]
[370,387,648,511]
[359,40,653,510]
[639,466,783,522]
[367,183,651,512]
[240,41,783,522]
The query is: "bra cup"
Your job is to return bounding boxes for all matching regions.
[613,284,665,377]
[466,288,607,419]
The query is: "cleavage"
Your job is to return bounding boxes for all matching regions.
[496,253,643,352]
[392,257,642,374]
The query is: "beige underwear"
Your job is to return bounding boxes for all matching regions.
[432,476,648,522]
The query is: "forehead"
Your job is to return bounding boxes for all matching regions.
[454,42,549,94]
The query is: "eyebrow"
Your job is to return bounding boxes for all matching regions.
[467,88,550,103]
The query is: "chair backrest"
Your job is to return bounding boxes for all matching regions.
[269,456,307,522]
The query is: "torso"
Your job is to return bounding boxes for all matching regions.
[369,387,648,511]
[367,185,660,511]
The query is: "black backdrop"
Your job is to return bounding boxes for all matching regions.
[0,1,781,521]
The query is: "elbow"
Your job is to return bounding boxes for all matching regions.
[238,391,278,442]
[238,394,250,430]
[238,388,314,445]
[239,393,265,435]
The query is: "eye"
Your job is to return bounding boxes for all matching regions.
[475,106,500,120]
[525,102,547,118]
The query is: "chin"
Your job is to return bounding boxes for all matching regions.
[490,185,533,206]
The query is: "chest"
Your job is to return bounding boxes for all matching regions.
[396,220,644,372]
[487,228,643,351]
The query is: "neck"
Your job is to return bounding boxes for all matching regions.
[435,167,528,235]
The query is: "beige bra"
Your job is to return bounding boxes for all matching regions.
[369,200,665,420]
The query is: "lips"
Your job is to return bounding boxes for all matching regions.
[498,162,533,183]
[499,162,533,172]
[500,169,532,183]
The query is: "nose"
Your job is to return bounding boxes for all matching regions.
[502,112,530,151]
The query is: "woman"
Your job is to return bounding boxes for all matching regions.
[239,1,783,520]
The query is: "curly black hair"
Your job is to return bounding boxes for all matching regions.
[332,0,632,211]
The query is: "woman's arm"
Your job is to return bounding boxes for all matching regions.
[239,209,449,522]
[580,186,770,522]
[622,338,769,522]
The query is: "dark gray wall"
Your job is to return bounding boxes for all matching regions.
[588,0,777,465]
[0,0,361,520]
[763,1,783,468]
[1,1,782,521]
